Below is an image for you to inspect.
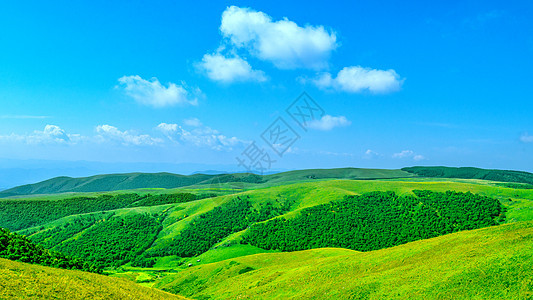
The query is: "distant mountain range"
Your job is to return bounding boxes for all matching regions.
[1,166,533,198]
[0,168,414,197]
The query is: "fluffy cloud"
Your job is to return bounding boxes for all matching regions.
[220,6,337,70]
[307,115,351,131]
[117,75,200,108]
[0,125,73,144]
[198,53,267,83]
[520,133,533,143]
[392,150,425,161]
[157,120,246,151]
[314,66,403,93]
[96,125,162,146]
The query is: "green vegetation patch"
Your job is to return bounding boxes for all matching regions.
[0,192,209,231]
[150,196,294,257]
[0,227,101,273]
[242,190,505,252]
[52,214,163,268]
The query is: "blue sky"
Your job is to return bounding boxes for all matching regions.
[1,0,533,176]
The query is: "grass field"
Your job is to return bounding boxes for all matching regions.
[3,172,533,299]
[0,258,188,300]
[155,220,533,299]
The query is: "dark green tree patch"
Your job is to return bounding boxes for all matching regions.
[242,190,505,252]
[0,227,101,273]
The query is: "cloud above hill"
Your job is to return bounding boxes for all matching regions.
[392,150,426,161]
[0,125,75,144]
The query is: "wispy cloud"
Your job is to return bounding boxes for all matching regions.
[157,119,247,151]
[117,75,200,108]
[95,125,162,146]
[0,125,76,144]
[363,149,381,159]
[307,115,351,131]
[520,133,533,143]
[392,150,426,161]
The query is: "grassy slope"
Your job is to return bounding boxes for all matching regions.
[5,177,533,299]
[155,221,533,299]
[16,179,533,261]
[0,258,188,300]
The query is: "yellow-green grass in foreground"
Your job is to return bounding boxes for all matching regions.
[156,221,533,299]
[0,258,187,300]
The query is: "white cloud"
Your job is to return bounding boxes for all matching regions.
[96,125,162,146]
[0,125,73,144]
[314,66,403,93]
[307,115,351,131]
[520,133,533,143]
[117,75,200,108]
[157,123,178,133]
[157,120,246,151]
[392,150,426,161]
[392,150,414,158]
[220,6,337,70]
[198,53,267,83]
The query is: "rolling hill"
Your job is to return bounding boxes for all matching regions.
[4,166,533,198]
[0,168,415,197]
[155,220,533,299]
[1,169,533,299]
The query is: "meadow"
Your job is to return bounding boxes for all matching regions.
[1,167,533,299]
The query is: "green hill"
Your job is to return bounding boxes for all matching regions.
[0,168,415,197]
[7,179,530,274]
[0,172,214,197]
[1,174,532,299]
[0,258,188,300]
[155,220,533,299]
[403,166,533,186]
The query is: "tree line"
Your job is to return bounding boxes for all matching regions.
[0,192,213,231]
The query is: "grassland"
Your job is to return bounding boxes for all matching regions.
[0,258,188,300]
[155,220,533,299]
[2,170,533,299]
